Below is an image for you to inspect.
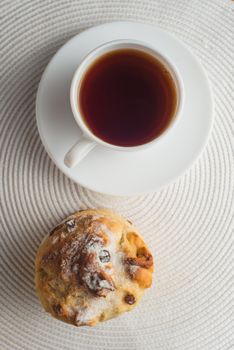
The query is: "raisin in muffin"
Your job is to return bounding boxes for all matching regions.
[35,209,153,326]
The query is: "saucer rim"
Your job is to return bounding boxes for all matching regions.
[36,21,214,196]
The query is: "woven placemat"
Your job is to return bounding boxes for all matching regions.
[0,1,233,349]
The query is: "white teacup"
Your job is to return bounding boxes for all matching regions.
[64,39,183,168]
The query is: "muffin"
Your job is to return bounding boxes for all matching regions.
[35,209,154,326]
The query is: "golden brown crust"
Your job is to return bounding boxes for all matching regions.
[35,209,154,326]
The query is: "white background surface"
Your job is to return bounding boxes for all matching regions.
[0,1,233,349]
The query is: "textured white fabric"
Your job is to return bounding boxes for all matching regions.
[0,1,233,349]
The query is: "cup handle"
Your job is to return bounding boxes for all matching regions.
[64,136,96,168]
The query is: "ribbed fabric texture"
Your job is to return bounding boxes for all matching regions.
[0,1,233,349]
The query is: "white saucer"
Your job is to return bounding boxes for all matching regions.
[36,21,213,196]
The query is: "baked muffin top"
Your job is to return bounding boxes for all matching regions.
[35,209,153,326]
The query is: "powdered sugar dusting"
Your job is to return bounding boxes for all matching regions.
[75,297,108,325]
[74,220,122,323]
[44,213,130,325]
[129,264,139,275]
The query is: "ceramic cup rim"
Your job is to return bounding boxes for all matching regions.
[70,39,184,151]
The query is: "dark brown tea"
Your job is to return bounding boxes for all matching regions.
[79,49,177,147]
